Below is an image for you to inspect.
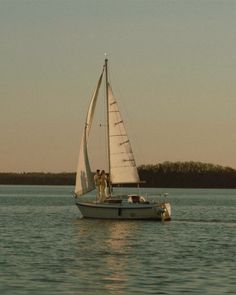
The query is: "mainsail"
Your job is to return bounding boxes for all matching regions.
[108,84,140,184]
[75,70,104,196]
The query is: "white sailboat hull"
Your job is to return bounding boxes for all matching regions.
[76,201,171,221]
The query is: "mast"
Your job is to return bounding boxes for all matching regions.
[105,58,111,177]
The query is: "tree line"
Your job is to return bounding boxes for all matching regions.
[0,172,75,185]
[0,162,236,188]
[138,162,236,188]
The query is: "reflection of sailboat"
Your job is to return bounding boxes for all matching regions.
[73,219,137,294]
[74,58,171,221]
[103,222,133,294]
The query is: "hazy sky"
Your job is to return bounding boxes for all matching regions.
[0,0,236,172]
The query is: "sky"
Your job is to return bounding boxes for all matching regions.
[0,0,236,172]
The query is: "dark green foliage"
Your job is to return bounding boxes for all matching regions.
[138,161,236,188]
[0,162,236,187]
[0,172,76,185]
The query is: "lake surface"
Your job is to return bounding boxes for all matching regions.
[0,186,236,295]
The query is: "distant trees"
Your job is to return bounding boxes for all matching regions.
[0,172,75,185]
[0,162,236,188]
[138,161,236,188]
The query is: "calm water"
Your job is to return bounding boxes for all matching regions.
[0,186,236,295]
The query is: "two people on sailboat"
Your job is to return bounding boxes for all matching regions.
[94,169,111,202]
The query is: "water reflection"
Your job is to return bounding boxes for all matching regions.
[103,222,133,294]
[73,219,139,294]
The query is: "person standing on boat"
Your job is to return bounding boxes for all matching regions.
[99,170,107,202]
[94,169,101,201]
[105,173,111,197]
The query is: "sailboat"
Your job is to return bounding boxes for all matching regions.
[74,58,171,221]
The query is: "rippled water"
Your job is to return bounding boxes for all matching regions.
[0,185,236,295]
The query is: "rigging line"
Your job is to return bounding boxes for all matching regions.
[112,164,136,168]
[115,120,123,126]
[120,140,129,145]
[110,152,132,155]
[110,134,127,137]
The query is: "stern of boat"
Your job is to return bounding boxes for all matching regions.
[160,202,171,221]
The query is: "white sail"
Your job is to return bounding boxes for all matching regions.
[108,84,140,184]
[75,70,104,196]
